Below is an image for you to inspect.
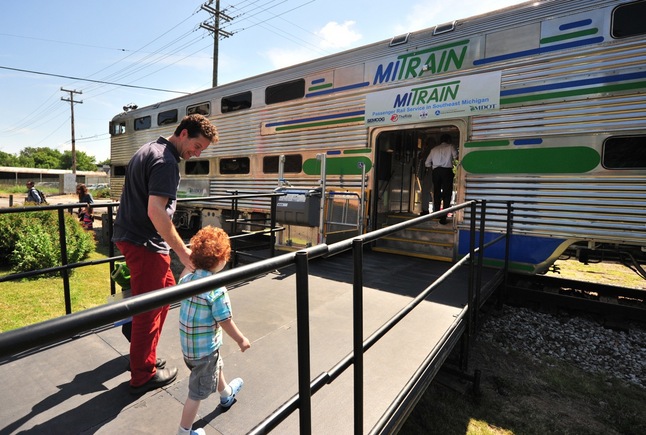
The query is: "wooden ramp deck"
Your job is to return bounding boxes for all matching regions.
[0,249,501,434]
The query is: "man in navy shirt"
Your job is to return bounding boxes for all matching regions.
[113,114,219,394]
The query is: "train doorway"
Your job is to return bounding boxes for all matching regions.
[371,124,462,232]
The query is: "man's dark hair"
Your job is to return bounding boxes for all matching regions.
[440,133,452,143]
[174,114,218,142]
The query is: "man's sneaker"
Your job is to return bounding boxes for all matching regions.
[190,429,205,435]
[220,378,244,409]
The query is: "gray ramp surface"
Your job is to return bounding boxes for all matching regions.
[0,250,490,434]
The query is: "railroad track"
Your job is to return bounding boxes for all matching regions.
[504,273,646,327]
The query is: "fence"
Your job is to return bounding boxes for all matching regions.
[0,192,285,314]
[0,199,511,434]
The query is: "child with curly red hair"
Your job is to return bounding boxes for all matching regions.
[177,226,251,435]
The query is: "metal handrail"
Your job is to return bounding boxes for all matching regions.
[0,199,513,435]
[0,192,285,308]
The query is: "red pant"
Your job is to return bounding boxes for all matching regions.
[116,241,175,387]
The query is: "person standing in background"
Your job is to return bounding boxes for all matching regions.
[25,181,42,204]
[426,134,458,224]
[418,137,435,215]
[76,184,94,230]
[112,114,219,395]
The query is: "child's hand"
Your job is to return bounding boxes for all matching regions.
[238,336,251,352]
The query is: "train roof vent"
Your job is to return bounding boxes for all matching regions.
[433,21,456,36]
[389,33,410,47]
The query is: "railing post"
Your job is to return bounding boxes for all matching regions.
[352,238,364,434]
[462,201,478,370]
[108,204,116,296]
[270,194,277,258]
[57,208,72,315]
[358,162,366,235]
[231,191,239,266]
[295,251,312,434]
[502,201,513,305]
[475,200,487,328]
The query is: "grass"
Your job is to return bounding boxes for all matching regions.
[0,184,110,200]
[0,250,112,332]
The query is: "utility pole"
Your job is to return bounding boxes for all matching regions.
[200,0,233,87]
[61,88,83,174]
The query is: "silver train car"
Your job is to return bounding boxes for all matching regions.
[110,0,646,274]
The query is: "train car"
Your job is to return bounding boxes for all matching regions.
[109,0,646,274]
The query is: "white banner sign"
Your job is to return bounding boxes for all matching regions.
[364,71,501,126]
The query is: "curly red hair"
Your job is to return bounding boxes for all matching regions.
[189,226,231,271]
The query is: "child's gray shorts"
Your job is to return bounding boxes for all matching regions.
[184,350,222,401]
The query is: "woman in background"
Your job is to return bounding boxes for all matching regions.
[76,184,94,230]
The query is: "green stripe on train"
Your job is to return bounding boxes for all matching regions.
[303,156,373,175]
[462,147,599,174]
[275,116,365,131]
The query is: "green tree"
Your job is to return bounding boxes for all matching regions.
[0,150,19,167]
[18,147,63,169]
[61,150,98,171]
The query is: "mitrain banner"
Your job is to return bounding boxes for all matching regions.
[364,71,501,126]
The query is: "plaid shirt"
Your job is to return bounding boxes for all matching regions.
[178,269,232,360]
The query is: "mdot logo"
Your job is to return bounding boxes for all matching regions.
[367,117,385,123]
[390,114,399,122]
[470,104,497,112]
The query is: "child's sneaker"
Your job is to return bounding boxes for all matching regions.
[177,427,205,435]
[220,378,243,409]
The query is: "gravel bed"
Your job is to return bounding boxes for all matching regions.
[478,305,646,389]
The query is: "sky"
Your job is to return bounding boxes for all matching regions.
[0,0,527,164]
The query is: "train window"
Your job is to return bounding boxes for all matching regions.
[113,165,127,176]
[219,157,250,174]
[263,155,303,173]
[266,79,305,105]
[185,159,210,175]
[221,91,252,113]
[612,1,646,38]
[158,109,178,126]
[602,135,646,169]
[134,116,151,131]
[187,102,210,116]
[110,121,126,136]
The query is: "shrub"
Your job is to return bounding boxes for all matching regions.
[93,187,111,199]
[0,210,95,276]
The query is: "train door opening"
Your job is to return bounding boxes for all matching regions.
[371,125,461,232]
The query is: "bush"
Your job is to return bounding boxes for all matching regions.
[93,187,111,199]
[0,210,95,276]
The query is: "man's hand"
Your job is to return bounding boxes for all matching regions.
[147,194,194,271]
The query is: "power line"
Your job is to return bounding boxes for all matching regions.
[0,32,130,52]
[0,66,189,94]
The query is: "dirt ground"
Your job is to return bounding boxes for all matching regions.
[403,257,646,434]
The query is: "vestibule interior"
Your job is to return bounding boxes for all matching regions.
[372,126,459,231]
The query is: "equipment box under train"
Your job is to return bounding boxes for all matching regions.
[275,188,321,227]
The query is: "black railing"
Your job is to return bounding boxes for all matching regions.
[0,192,285,313]
[0,200,512,434]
